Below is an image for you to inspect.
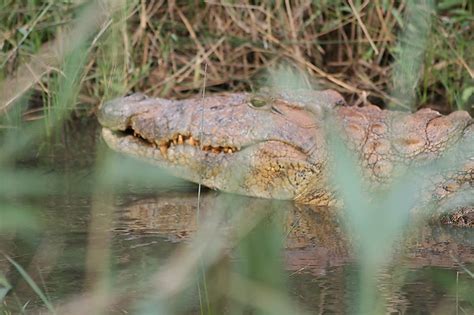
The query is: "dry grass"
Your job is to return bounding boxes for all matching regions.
[0,0,473,117]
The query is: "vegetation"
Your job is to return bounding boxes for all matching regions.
[0,0,473,314]
[1,0,473,115]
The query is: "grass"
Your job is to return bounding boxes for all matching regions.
[0,0,473,314]
[0,0,473,115]
[3,255,55,314]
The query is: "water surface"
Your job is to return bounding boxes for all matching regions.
[1,120,473,314]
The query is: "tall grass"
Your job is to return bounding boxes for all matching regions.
[0,0,473,314]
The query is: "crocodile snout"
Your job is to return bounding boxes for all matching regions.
[97,93,151,130]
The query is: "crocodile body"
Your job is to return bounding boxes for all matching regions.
[98,91,473,212]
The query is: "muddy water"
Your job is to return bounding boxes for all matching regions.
[1,121,473,314]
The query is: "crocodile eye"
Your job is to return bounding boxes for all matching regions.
[249,98,267,108]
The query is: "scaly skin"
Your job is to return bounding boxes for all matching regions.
[98,91,473,211]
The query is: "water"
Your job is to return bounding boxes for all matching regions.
[1,120,473,314]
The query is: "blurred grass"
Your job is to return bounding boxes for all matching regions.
[0,0,473,314]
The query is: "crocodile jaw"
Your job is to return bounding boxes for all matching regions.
[101,127,316,200]
[101,127,234,188]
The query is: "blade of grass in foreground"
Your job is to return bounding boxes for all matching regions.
[3,254,56,314]
[391,0,434,111]
[0,273,12,303]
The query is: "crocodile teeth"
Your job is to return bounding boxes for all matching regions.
[129,129,238,155]
[159,145,168,157]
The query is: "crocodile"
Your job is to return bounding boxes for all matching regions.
[97,90,474,216]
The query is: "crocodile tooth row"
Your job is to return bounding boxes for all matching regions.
[132,130,238,156]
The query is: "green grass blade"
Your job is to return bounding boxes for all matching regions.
[0,273,12,303]
[4,254,56,314]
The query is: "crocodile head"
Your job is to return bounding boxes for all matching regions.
[98,91,344,202]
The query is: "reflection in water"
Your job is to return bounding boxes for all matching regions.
[114,192,474,313]
[116,192,474,270]
[2,187,473,313]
